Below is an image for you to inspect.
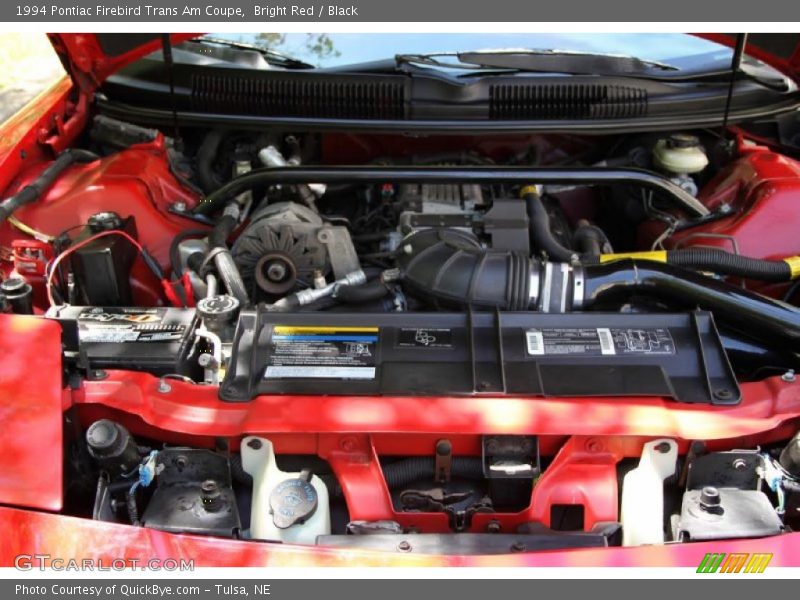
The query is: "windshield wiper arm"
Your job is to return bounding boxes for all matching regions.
[396,49,679,76]
[193,37,315,69]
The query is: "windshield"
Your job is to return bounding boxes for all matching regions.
[202,33,732,71]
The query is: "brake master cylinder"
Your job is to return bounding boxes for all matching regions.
[652,133,708,196]
[241,436,331,543]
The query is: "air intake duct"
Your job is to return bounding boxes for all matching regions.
[397,229,580,312]
[398,230,800,350]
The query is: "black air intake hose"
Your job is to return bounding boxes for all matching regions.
[582,259,800,349]
[0,149,99,224]
[397,229,533,310]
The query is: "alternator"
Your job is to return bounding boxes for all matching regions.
[231,202,359,297]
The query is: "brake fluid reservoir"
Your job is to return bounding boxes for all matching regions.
[241,436,331,544]
[621,438,678,546]
[653,134,709,175]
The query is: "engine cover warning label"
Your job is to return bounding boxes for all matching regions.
[264,326,378,379]
[525,327,675,356]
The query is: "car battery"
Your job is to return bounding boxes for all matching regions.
[46,306,198,376]
[220,309,739,405]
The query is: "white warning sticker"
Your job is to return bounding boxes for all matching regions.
[525,327,674,357]
[264,325,378,380]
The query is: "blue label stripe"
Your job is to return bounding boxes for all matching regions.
[273,335,378,342]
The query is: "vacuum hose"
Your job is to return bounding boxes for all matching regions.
[0,149,99,224]
[522,187,576,262]
[593,249,800,283]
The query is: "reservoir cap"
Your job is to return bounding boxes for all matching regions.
[269,469,318,529]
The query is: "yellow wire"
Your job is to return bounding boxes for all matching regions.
[7,216,54,242]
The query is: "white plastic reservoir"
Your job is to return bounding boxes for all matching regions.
[621,438,678,546]
[241,436,331,544]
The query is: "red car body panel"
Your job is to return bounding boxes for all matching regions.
[0,315,63,511]
[1,33,800,567]
[2,505,798,567]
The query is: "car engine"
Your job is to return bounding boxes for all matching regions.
[2,117,800,554]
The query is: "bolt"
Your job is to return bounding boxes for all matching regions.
[585,438,604,453]
[486,520,501,533]
[175,455,188,469]
[266,262,287,281]
[247,438,263,450]
[198,354,215,369]
[713,388,733,401]
[732,458,748,471]
[718,202,732,214]
[510,541,527,553]
[201,479,223,512]
[397,540,412,553]
[782,370,796,383]
[655,442,672,454]
[157,379,172,393]
[339,436,358,452]
[92,370,108,380]
[699,486,722,511]
[172,201,187,213]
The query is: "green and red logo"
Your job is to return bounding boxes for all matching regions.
[697,552,772,573]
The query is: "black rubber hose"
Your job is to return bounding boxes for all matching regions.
[381,457,485,490]
[573,223,612,257]
[126,486,141,526]
[205,213,249,304]
[524,191,576,262]
[665,248,793,283]
[335,279,391,304]
[0,149,99,224]
[196,128,227,194]
[582,259,800,350]
[397,228,533,310]
[191,165,710,218]
[209,214,237,249]
[229,453,252,486]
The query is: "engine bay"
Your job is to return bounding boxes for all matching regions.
[2,115,800,555]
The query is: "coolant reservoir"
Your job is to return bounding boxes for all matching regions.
[621,438,678,546]
[241,436,331,544]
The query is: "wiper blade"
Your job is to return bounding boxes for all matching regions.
[396,49,679,76]
[192,37,315,69]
